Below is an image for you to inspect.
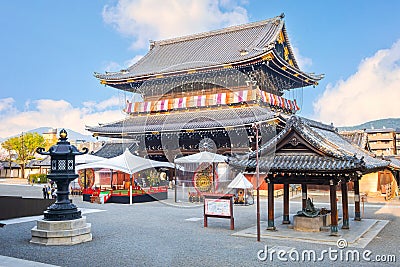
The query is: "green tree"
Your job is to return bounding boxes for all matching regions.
[2,132,45,179]
[1,139,15,176]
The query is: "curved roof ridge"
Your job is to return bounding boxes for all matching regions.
[288,116,354,159]
[155,15,284,47]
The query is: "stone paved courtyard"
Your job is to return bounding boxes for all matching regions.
[0,181,399,266]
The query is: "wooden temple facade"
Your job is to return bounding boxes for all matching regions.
[88,14,323,161]
[229,116,389,234]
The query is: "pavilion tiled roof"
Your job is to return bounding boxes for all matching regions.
[239,155,362,173]
[385,156,400,170]
[95,14,322,83]
[229,116,388,174]
[86,106,276,136]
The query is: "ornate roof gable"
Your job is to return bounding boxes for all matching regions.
[247,116,357,161]
[228,116,392,174]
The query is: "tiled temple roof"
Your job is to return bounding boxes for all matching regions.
[95,14,322,83]
[26,156,51,167]
[87,106,275,136]
[93,142,139,159]
[239,155,362,173]
[229,116,388,174]
[0,161,20,169]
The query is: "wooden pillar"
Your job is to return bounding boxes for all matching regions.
[354,177,361,221]
[174,163,177,203]
[110,170,113,188]
[84,169,87,189]
[341,181,349,229]
[301,183,307,210]
[267,182,276,230]
[282,183,290,224]
[330,180,339,235]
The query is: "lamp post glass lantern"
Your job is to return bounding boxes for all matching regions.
[36,129,88,221]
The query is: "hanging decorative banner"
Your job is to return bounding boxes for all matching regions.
[173,97,187,109]
[157,99,169,111]
[294,99,300,110]
[232,90,248,103]
[193,163,214,193]
[125,101,132,113]
[215,93,227,105]
[124,88,299,114]
[78,169,95,189]
[144,101,152,112]
[194,95,206,107]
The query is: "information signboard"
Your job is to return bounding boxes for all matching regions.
[203,194,234,230]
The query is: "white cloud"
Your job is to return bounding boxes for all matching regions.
[102,0,248,50]
[0,97,126,138]
[0,98,15,113]
[313,39,400,126]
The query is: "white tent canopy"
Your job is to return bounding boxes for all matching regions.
[75,154,104,165]
[76,148,174,175]
[174,151,227,164]
[228,173,253,189]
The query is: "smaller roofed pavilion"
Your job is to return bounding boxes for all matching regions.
[228,116,388,235]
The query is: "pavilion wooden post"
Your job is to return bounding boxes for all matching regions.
[301,183,307,210]
[329,179,339,236]
[110,170,113,189]
[212,162,216,193]
[129,173,133,205]
[84,169,87,189]
[174,163,177,203]
[354,177,361,221]
[341,180,349,229]
[282,183,290,224]
[267,181,276,230]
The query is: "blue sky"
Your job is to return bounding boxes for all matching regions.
[1,0,400,138]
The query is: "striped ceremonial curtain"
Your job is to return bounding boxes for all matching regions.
[133,102,140,113]
[157,99,169,111]
[173,97,187,109]
[125,89,300,113]
[214,93,227,105]
[138,101,152,112]
[233,90,248,103]
[125,101,132,113]
[293,99,300,110]
[193,95,206,107]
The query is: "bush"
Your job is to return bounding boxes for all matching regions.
[29,173,48,184]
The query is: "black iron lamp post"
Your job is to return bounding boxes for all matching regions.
[36,129,88,221]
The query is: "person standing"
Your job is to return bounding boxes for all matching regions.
[47,185,51,199]
[42,185,47,199]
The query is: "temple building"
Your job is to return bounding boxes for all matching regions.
[88,14,323,162]
[85,14,393,232]
[340,129,400,198]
